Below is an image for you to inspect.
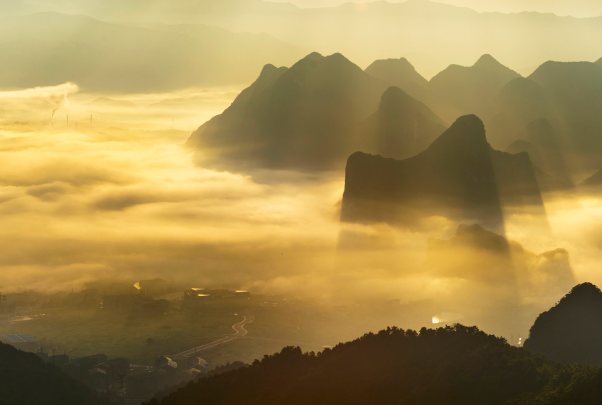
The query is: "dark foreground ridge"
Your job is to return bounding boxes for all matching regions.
[524,282,602,365]
[341,115,545,229]
[147,323,602,405]
[0,341,109,405]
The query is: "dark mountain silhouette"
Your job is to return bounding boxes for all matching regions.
[340,115,545,230]
[364,57,429,101]
[146,325,562,405]
[188,52,442,171]
[524,283,602,365]
[0,342,109,405]
[360,86,446,160]
[0,12,305,92]
[428,54,521,122]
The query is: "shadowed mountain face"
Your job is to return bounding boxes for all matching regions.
[524,283,602,365]
[364,58,429,102]
[188,53,444,172]
[428,55,521,123]
[361,87,446,160]
[341,115,545,230]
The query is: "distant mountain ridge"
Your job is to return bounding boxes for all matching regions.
[4,0,602,79]
[0,342,108,405]
[0,12,305,92]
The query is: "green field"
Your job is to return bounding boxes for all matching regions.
[0,309,237,365]
[0,303,431,368]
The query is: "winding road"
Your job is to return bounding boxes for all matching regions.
[171,314,254,358]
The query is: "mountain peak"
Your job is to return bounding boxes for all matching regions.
[474,54,501,68]
[379,86,413,110]
[561,282,602,304]
[428,115,489,153]
[524,282,602,364]
[365,57,429,95]
[302,52,324,61]
[259,63,278,76]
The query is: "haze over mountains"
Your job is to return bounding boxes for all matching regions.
[271,0,602,18]
[0,12,304,92]
[487,60,602,179]
[426,224,575,303]
[187,49,602,221]
[187,52,445,171]
[2,1,602,78]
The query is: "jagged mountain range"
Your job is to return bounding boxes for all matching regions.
[187,52,445,171]
[188,51,602,193]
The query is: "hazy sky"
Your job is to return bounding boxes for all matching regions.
[271,0,602,17]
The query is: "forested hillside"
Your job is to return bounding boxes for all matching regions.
[146,324,602,405]
[0,342,109,405]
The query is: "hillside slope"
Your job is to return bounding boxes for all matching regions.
[0,341,109,405]
[188,53,444,171]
